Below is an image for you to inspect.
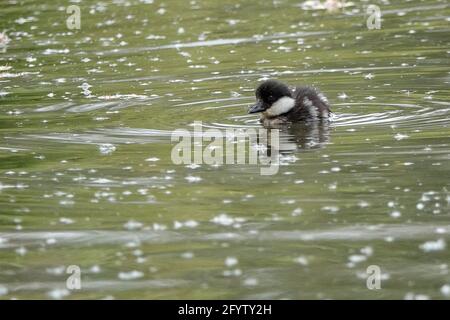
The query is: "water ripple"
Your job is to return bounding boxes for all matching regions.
[5,279,190,293]
[1,224,448,248]
[333,102,450,128]
[95,31,331,56]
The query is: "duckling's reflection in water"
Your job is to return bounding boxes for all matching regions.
[263,120,331,155]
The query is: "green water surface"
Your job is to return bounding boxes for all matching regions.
[0,0,449,299]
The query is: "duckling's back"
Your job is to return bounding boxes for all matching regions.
[289,86,331,121]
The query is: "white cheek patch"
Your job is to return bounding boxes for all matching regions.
[303,97,318,118]
[265,97,295,117]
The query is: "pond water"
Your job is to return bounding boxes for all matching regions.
[0,0,449,299]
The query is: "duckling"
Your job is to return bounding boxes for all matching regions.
[248,80,331,126]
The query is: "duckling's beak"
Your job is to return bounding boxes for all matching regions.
[248,100,265,114]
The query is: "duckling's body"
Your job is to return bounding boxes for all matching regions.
[248,80,331,126]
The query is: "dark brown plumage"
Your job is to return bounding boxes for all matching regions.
[248,80,331,126]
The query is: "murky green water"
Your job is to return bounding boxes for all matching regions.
[1,0,449,299]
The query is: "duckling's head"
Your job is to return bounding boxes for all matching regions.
[248,80,295,117]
